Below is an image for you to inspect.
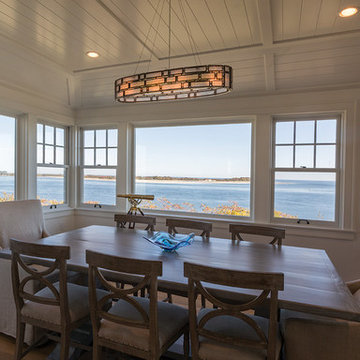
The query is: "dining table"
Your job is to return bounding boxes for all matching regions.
[3,224,360,322]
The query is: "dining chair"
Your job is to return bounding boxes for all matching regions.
[166,218,212,240]
[86,250,189,360]
[279,279,360,360]
[10,239,108,360]
[229,224,285,245]
[114,213,156,231]
[184,262,284,360]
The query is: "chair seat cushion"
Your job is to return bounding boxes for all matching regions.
[21,282,107,326]
[98,296,188,351]
[197,308,282,360]
[353,289,360,303]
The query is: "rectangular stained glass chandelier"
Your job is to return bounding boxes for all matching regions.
[115,65,232,103]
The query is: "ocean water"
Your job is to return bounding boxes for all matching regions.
[0,176,336,221]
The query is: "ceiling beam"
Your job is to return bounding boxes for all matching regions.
[256,0,273,46]
[263,53,276,91]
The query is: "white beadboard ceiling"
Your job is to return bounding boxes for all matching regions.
[0,0,360,108]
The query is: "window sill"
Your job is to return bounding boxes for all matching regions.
[43,206,74,219]
[73,208,356,241]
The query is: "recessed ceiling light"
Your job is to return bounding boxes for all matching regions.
[86,51,100,58]
[339,6,359,17]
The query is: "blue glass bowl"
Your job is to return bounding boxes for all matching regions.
[143,231,195,252]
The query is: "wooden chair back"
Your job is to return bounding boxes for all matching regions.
[86,250,162,356]
[166,218,212,240]
[10,239,71,326]
[114,214,156,231]
[184,262,284,360]
[229,224,285,245]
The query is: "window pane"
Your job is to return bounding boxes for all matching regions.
[96,130,106,147]
[56,147,64,165]
[37,124,43,143]
[83,169,116,205]
[275,146,293,167]
[84,149,94,166]
[56,128,64,146]
[295,121,314,143]
[45,125,54,144]
[108,129,117,147]
[135,123,252,216]
[37,144,43,164]
[317,119,337,143]
[108,148,117,166]
[37,167,65,206]
[84,130,94,147]
[295,145,314,168]
[316,145,336,168]
[45,145,54,164]
[274,172,336,221]
[0,115,15,201]
[276,122,293,144]
[96,149,106,166]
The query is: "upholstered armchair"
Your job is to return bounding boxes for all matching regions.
[280,280,360,360]
[0,199,49,343]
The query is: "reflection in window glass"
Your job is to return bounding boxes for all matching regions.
[275,146,293,168]
[83,169,116,205]
[96,130,106,147]
[84,130,94,147]
[45,125,54,144]
[84,149,94,166]
[295,145,314,168]
[37,124,43,143]
[317,119,337,143]
[108,129,118,147]
[274,172,336,221]
[37,167,65,205]
[295,121,314,143]
[316,145,336,168]
[96,149,106,166]
[135,123,252,216]
[56,128,64,146]
[0,115,16,201]
[275,122,293,144]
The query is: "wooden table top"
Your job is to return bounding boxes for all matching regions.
[5,225,360,322]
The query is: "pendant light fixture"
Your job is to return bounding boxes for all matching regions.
[115,0,232,103]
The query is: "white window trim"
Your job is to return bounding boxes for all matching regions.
[78,126,118,209]
[131,117,255,221]
[36,121,69,209]
[270,113,342,228]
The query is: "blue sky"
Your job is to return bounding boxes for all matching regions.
[136,123,252,178]
[0,117,336,180]
[0,115,15,172]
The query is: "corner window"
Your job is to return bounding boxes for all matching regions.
[80,128,118,206]
[0,115,16,201]
[135,122,252,217]
[272,116,340,225]
[37,123,68,207]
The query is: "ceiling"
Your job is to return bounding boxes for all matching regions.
[1,0,360,108]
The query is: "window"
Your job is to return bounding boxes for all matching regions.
[37,123,68,207]
[80,128,118,206]
[272,116,340,224]
[135,122,252,217]
[0,115,16,201]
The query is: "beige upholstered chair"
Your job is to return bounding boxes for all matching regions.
[86,250,189,360]
[184,262,284,360]
[0,200,49,342]
[114,213,156,231]
[280,280,360,360]
[11,239,107,360]
[229,224,285,245]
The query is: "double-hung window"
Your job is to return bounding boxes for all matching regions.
[134,122,252,217]
[80,128,118,207]
[37,122,68,207]
[272,115,340,225]
[0,115,16,201]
